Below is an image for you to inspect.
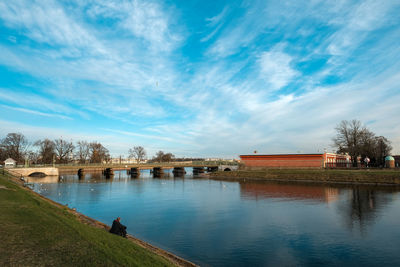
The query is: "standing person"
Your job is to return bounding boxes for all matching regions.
[109,217,127,238]
[364,157,370,168]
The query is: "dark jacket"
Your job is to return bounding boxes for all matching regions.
[109,220,127,237]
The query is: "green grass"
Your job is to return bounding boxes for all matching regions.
[211,168,400,185]
[0,173,175,266]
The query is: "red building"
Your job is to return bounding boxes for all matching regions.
[240,153,351,169]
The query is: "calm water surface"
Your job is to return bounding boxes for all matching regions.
[31,170,400,266]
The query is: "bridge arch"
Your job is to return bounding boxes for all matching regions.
[223,168,231,171]
[28,172,47,177]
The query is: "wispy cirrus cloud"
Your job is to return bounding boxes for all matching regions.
[1,104,72,120]
[86,0,182,51]
[0,0,399,158]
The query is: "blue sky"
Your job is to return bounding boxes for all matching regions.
[0,0,399,158]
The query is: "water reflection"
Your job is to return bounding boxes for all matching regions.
[31,172,400,266]
[338,186,396,232]
[25,175,60,184]
[240,181,339,203]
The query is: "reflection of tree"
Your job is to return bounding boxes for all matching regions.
[338,186,394,232]
[90,172,102,180]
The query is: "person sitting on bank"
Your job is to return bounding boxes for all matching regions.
[109,217,127,238]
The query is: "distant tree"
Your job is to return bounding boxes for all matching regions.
[34,139,56,164]
[162,153,174,162]
[54,138,75,163]
[372,136,392,167]
[1,133,29,164]
[333,120,392,167]
[0,146,6,162]
[152,151,175,162]
[153,151,164,162]
[26,150,40,165]
[129,146,146,163]
[76,141,90,164]
[89,142,110,163]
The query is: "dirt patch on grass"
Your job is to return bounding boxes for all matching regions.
[0,185,14,191]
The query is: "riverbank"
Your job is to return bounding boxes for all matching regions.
[210,169,400,185]
[0,172,196,266]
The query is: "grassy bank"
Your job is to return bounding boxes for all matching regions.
[210,169,400,185]
[0,173,176,266]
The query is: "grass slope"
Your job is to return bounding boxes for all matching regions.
[211,169,400,185]
[0,174,174,266]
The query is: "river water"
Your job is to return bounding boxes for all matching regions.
[31,170,400,266]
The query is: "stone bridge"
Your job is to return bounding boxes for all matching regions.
[219,165,239,171]
[7,167,59,177]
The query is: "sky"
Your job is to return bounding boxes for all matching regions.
[0,0,399,159]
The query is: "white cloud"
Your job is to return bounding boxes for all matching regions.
[326,1,398,56]
[0,0,399,158]
[0,0,102,52]
[86,0,182,51]
[0,105,72,120]
[0,89,88,119]
[259,48,299,90]
[201,6,229,42]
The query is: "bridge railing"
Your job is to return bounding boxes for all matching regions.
[12,160,239,169]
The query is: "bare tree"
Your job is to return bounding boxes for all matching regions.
[162,153,175,162]
[153,151,165,162]
[54,139,75,163]
[0,146,6,162]
[129,146,146,163]
[372,136,392,167]
[89,142,110,163]
[26,150,40,165]
[76,141,90,164]
[34,139,56,164]
[152,151,175,163]
[1,133,29,163]
[333,120,392,167]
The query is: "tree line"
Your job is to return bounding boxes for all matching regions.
[0,133,111,164]
[0,133,189,165]
[333,120,392,167]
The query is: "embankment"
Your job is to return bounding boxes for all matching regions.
[210,169,400,185]
[0,171,197,267]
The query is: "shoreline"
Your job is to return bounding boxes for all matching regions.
[210,169,400,186]
[2,172,198,267]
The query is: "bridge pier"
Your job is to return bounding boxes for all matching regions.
[173,167,185,177]
[193,167,205,175]
[153,167,164,178]
[130,167,140,178]
[103,168,114,179]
